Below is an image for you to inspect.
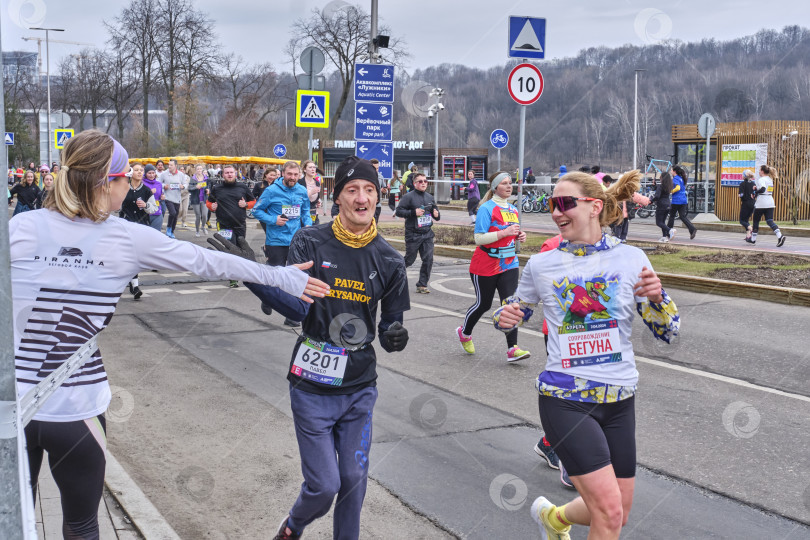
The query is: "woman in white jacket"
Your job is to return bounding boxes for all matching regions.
[750,164,786,247]
[10,130,329,539]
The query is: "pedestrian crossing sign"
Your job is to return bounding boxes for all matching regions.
[296,90,330,128]
[54,129,75,149]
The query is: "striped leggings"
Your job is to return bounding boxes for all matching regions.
[462,268,519,348]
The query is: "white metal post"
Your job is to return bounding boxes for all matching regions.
[704,133,710,214]
[434,111,439,182]
[633,69,645,170]
[1,16,37,538]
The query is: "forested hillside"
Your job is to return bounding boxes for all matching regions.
[368,26,810,173]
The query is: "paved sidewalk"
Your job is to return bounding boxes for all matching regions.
[35,458,141,539]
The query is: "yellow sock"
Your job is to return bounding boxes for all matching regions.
[547,504,572,531]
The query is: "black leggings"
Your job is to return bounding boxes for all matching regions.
[463,268,518,348]
[752,207,778,233]
[666,203,696,234]
[655,204,671,237]
[165,200,180,231]
[539,394,636,478]
[739,202,755,231]
[26,415,107,539]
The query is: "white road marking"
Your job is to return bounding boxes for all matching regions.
[141,288,173,293]
[198,284,228,290]
[176,289,209,294]
[410,302,810,404]
[430,278,475,299]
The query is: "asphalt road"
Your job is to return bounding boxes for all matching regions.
[98,221,810,539]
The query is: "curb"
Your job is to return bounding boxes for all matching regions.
[693,222,810,237]
[383,237,810,308]
[105,452,181,540]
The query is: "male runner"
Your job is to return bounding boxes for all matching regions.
[215,155,410,540]
[395,172,440,293]
[207,164,255,287]
[253,160,311,325]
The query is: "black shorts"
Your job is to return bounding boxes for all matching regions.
[538,394,636,478]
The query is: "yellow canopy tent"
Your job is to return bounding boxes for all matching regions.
[128,155,297,166]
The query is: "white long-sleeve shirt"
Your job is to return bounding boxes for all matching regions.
[10,209,308,422]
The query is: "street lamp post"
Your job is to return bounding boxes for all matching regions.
[633,69,646,171]
[30,27,64,168]
[428,87,445,183]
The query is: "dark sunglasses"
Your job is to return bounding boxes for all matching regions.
[549,196,598,212]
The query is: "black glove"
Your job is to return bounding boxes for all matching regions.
[206,233,256,262]
[382,321,408,352]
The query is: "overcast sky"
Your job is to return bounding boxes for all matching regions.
[2,0,809,76]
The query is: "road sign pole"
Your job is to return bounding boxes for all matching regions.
[517,102,525,253]
[705,132,710,214]
[497,148,500,171]
[309,127,314,161]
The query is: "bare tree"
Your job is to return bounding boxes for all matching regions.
[107,0,159,152]
[103,49,141,140]
[151,0,191,148]
[176,8,219,148]
[287,4,408,139]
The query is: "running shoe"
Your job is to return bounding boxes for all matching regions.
[195,231,200,237]
[202,228,208,236]
[777,235,786,247]
[261,303,273,316]
[745,237,756,244]
[560,462,575,489]
[530,496,571,540]
[229,280,239,288]
[284,318,301,328]
[533,437,560,470]
[669,228,677,239]
[658,237,669,243]
[132,287,143,300]
[690,229,697,240]
[456,326,475,354]
[506,345,530,363]
[416,286,430,294]
[272,516,301,540]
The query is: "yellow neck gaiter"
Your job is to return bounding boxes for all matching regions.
[332,214,378,248]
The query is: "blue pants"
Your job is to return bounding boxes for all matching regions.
[149,213,163,232]
[287,385,377,540]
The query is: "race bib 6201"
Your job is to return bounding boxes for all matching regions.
[290,338,348,386]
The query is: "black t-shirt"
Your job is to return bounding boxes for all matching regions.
[287,224,410,395]
[121,183,154,225]
[207,181,254,228]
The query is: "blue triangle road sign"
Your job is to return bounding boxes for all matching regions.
[4,132,14,145]
[508,16,546,59]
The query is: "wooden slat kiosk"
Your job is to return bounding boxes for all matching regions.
[672,121,810,221]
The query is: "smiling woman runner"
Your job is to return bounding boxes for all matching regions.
[9,129,329,540]
[495,170,680,540]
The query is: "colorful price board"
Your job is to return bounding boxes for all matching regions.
[720,143,768,187]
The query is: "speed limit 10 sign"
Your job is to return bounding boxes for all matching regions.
[507,63,544,105]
